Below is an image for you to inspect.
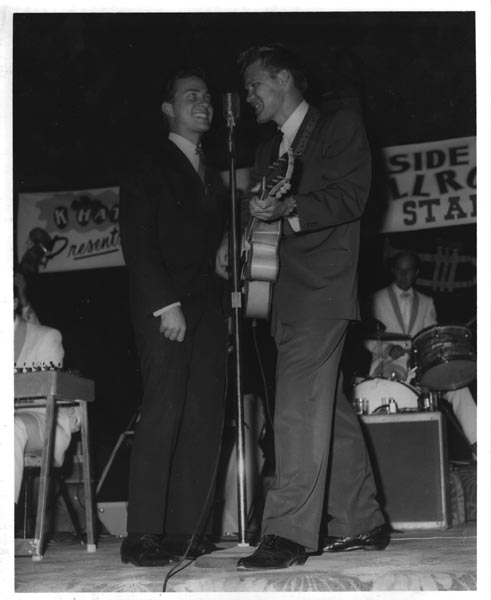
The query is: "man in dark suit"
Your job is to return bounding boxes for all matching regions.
[230,44,389,570]
[119,69,227,567]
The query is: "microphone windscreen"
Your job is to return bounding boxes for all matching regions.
[223,92,240,122]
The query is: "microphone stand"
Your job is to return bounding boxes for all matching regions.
[226,116,249,547]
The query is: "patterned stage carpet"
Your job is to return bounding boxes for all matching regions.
[13,526,478,594]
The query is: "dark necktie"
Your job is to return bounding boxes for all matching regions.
[270,129,284,162]
[195,144,206,184]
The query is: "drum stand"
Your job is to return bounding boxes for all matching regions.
[375,335,384,377]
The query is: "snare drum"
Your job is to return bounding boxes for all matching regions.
[411,325,476,391]
[352,377,419,414]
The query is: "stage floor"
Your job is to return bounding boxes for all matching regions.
[13,525,478,594]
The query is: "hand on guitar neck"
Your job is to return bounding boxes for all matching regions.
[249,189,295,222]
[249,150,295,222]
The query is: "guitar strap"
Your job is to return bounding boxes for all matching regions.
[282,109,321,239]
[290,109,321,158]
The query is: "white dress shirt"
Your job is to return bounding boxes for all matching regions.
[168,132,201,172]
[278,100,309,232]
[394,284,413,332]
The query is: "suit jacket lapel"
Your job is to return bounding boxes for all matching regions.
[407,292,420,336]
[387,286,407,334]
[161,140,206,207]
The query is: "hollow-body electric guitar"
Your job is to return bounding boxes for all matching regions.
[242,149,295,319]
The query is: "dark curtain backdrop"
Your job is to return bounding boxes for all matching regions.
[13,12,477,477]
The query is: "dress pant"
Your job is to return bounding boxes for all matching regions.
[126,294,227,537]
[262,318,384,552]
[445,387,477,445]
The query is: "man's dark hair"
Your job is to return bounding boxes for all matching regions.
[389,251,421,271]
[237,43,308,94]
[162,68,208,103]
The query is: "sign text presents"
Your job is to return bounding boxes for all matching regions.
[17,187,123,273]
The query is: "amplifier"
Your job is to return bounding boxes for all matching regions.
[360,412,450,529]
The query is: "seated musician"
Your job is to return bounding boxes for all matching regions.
[14,284,80,503]
[364,251,477,456]
[14,272,40,325]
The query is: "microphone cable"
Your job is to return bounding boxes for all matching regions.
[162,323,230,592]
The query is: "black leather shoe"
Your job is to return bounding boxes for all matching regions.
[121,534,180,567]
[164,536,222,559]
[323,524,390,553]
[237,535,307,571]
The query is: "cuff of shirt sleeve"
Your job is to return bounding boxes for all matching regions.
[287,216,300,231]
[153,302,181,317]
[285,197,300,231]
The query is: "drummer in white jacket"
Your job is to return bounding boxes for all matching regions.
[365,252,477,453]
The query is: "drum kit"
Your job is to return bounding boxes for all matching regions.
[353,324,477,415]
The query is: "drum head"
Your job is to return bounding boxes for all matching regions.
[352,377,419,414]
[418,360,476,391]
[413,324,476,390]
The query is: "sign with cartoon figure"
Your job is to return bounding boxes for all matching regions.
[16,137,476,272]
[17,187,122,272]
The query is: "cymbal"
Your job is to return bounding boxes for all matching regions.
[364,331,412,341]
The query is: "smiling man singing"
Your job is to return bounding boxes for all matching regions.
[119,69,228,567]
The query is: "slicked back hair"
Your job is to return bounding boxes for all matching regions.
[238,43,308,94]
[162,68,208,104]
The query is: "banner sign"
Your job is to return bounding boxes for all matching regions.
[16,138,476,272]
[17,187,123,272]
[16,171,252,273]
[380,136,476,233]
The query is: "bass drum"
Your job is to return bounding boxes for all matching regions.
[352,377,419,414]
[411,325,476,391]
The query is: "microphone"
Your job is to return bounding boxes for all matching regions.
[223,92,240,128]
